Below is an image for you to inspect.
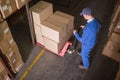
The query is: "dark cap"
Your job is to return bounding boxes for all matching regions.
[80,8,92,16]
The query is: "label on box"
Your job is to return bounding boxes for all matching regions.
[12,58,16,64]
[4,28,9,34]
[5,75,11,80]
[15,63,23,72]
[9,51,13,58]
[2,5,8,11]
[21,0,25,3]
[9,39,14,44]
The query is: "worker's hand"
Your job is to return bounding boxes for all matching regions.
[80,25,85,29]
[73,30,77,34]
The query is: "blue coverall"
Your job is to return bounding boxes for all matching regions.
[74,19,101,69]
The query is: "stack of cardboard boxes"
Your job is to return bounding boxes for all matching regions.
[102,1,120,80]
[103,0,120,62]
[0,21,24,73]
[30,1,74,54]
[0,0,30,19]
[0,61,11,80]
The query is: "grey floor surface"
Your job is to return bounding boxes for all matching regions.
[7,0,119,80]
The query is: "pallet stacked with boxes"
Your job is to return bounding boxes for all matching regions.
[102,0,120,80]
[30,1,74,55]
[0,21,24,73]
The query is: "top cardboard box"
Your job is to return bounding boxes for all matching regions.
[0,0,17,19]
[15,0,30,9]
[30,1,53,25]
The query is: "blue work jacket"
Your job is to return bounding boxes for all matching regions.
[74,19,101,48]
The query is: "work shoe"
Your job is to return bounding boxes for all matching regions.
[79,65,88,70]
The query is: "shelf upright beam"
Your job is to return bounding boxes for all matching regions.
[25,3,35,45]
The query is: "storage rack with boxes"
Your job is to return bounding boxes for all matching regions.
[102,0,120,80]
[0,55,13,80]
[0,0,31,79]
[30,1,74,56]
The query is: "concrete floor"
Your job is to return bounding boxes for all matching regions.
[7,0,119,80]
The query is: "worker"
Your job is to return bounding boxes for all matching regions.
[73,8,101,69]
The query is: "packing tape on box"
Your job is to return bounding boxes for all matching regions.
[8,6,12,13]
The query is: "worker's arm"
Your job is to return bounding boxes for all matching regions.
[73,30,82,43]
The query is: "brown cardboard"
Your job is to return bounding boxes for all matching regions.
[0,69,9,80]
[5,49,16,63]
[0,21,13,42]
[109,32,120,44]
[54,11,74,39]
[15,0,29,9]
[34,24,44,45]
[11,42,22,60]
[0,0,17,19]
[44,36,66,54]
[0,0,5,4]
[15,58,24,72]
[114,20,120,34]
[41,20,64,42]
[0,61,4,73]
[30,1,53,25]
[102,41,120,63]
[45,14,67,36]
[0,38,12,54]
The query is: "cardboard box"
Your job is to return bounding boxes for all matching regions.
[0,22,13,42]
[14,58,24,72]
[11,42,22,59]
[54,11,74,33]
[30,1,53,25]
[9,57,24,73]
[102,33,120,63]
[0,38,12,54]
[15,0,29,9]
[0,69,10,80]
[45,14,67,36]
[0,0,17,19]
[41,20,64,42]
[34,24,44,45]
[0,62,11,80]
[44,36,66,54]
[102,41,120,63]
[114,20,120,34]
[5,42,22,63]
[54,11,74,39]
[109,32,120,44]
[0,61,4,73]
[0,0,5,4]
[5,49,16,63]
